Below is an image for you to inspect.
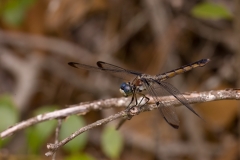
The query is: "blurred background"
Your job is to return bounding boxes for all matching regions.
[0,0,239,159]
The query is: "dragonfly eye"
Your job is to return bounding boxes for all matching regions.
[119,82,132,97]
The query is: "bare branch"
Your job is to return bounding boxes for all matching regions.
[0,89,239,156]
[52,119,63,160]
[45,89,240,156]
[45,110,126,156]
[0,97,128,138]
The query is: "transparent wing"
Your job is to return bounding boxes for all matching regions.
[155,81,202,119]
[68,62,104,72]
[142,79,180,129]
[68,61,140,81]
[96,61,142,81]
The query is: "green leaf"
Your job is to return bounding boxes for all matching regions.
[1,0,37,26]
[191,2,232,20]
[65,153,96,160]
[60,115,88,153]
[26,105,58,153]
[0,94,19,147]
[0,95,19,131]
[101,126,123,159]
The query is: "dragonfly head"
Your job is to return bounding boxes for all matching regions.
[119,82,132,97]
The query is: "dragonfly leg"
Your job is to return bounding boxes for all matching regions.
[116,95,149,130]
[125,87,138,111]
[125,95,135,110]
[130,96,148,116]
[138,94,150,110]
[116,100,136,130]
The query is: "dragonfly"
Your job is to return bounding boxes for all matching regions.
[68,58,210,129]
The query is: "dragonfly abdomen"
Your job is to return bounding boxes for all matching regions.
[157,59,210,81]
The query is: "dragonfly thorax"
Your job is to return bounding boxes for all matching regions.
[119,82,133,97]
[134,78,146,93]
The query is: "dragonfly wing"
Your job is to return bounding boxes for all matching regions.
[158,102,180,129]
[68,62,103,72]
[68,61,140,80]
[97,61,142,80]
[156,81,202,119]
[142,79,180,129]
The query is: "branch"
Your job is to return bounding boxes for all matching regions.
[0,97,128,138]
[0,89,239,155]
[46,110,126,156]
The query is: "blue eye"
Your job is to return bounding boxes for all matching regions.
[120,83,126,89]
[119,82,132,96]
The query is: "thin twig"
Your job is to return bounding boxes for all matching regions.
[0,89,239,156]
[1,89,239,139]
[1,89,240,140]
[45,88,240,156]
[52,119,63,160]
[45,110,127,156]
[0,97,128,139]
